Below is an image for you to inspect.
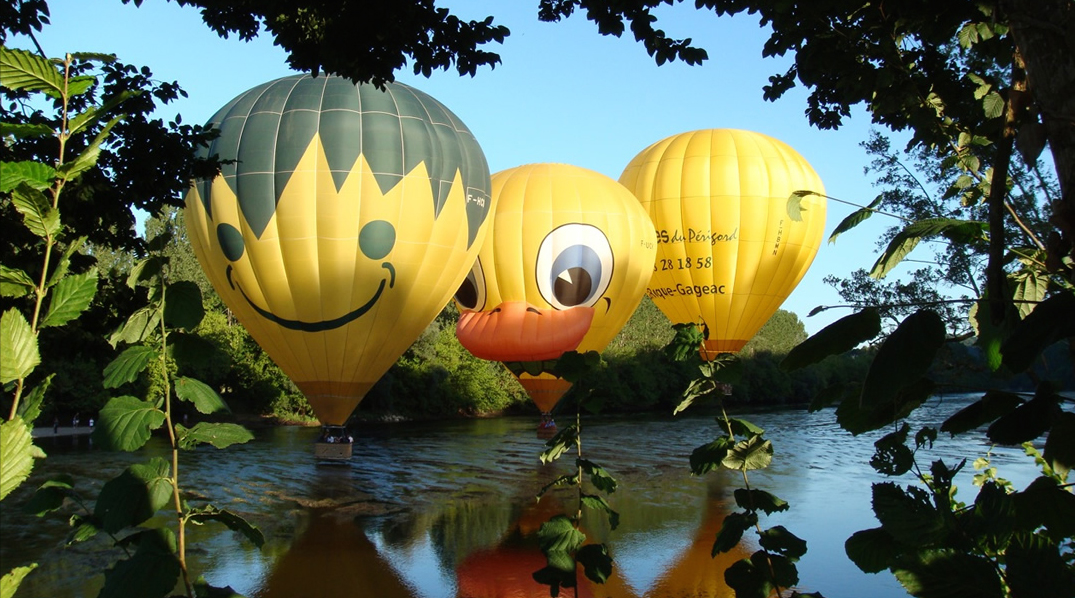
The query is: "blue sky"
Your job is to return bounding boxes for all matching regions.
[14,0,911,334]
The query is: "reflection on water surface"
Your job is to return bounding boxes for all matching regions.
[3,396,1043,598]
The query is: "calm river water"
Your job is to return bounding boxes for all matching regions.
[2,394,1045,598]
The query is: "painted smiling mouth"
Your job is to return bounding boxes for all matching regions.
[226,263,396,333]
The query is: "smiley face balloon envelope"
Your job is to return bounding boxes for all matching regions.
[185,74,492,425]
[454,163,657,413]
[619,129,825,358]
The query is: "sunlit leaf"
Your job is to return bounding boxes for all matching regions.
[0,309,39,384]
[102,345,157,388]
[713,511,757,555]
[47,236,88,289]
[17,374,52,426]
[109,306,161,347]
[175,422,252,450]
[828,195,882,244]
[68,90,139,136]
[860,310,945,411]
[0,122,53,140]
[188,505,265,547]
[0,160,55,192]
[57,115,122,180]
[845,527,899,573]
[940,391,1024,436]
[126,256,165,290]
[98,528,180,598]
[91,395,165,451]
[722,436,773,471]
[0,47,64,97]
[540,424,578,464]
[537,515,586,555]
[1009,267,1048,319]
[782,309,881,371]
[174,376,229,414]
[0,564,38,598]
[674,377,716,415]
[0,265,35,298]
[94,457,172,533]
[719,417,765,437]
[786,190,821,222]
[10,183,59,239]
[41,270,97,328]
[0,418,43,500]
[870,219,986,279]
[982,91,1005,119]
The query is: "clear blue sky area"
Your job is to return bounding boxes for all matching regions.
[13,0,918,334]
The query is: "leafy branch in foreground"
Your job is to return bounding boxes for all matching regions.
[27,216,262,598]
[668,327,823,598]
[532,351,616,596]
[1,47,107,597]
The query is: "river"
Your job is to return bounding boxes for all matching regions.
[1,394,1045,598]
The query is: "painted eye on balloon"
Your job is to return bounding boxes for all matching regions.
[359,220,396,260]
[536,224,614,310]
[454,258,486,311]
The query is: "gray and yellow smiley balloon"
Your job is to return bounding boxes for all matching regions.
[185,74,492,425]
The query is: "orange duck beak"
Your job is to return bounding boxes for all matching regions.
[456,301,594,362]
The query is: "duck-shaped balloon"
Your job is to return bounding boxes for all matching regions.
[455,163,657,420]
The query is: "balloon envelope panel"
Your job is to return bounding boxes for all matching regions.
[185,74,492,424]
[619,129,825,356]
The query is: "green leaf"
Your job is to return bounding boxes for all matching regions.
[47,236,88,289]
[719,417,765,437]
[892,550,1004,598]
[0,160,56,192]
[102,345,158,388]
[674,377,716,415]
[722,436,773,471]
[828,195,882,244]
[1009,267,1048,319]
[0,122,54,140]
[1014,476,1075,539]
[982,91,1005,119]
[40,270,97,328]
[0,47,64,98]
[1043,412,1075,478]
[553,350,601,383]
[690,436,733,476]
[870,219,986,279]
[0,308,39,384]
[577,458,617,493]
[66,515,100,545]
[758,525,807,560]
[10,183,59,239]
[871,423,914,476]
[580,493,620,530]
[713,511,757,556]
[782,309,881,370]
[540,424,579,464]
[808,381,856,412]
[188,505,265,547]
[1005,533,1072,598]
[175,422,253,450]
[576,544,613,584]
[98,528,181,598]
[871,482,945,545]
[174,376,229,415]
[839,377,934,435]
[63,75,95,97]
[17,374,52,426]
[57,115,123,180]
[860,310,945,411]
[126,256,165,289]
[163,280,204,330]
[733,488,789,514]
[94,457,172,533]
[0,418,43,500]
[663,322,705,361]
[537,515,586,555]
[1001,292,1075,373]
[22,474,75,517]
[91,395,166,451]
[939,391,1024,436]
[0,564,38,598]
[536,474,578,499]
[68,89,140,136]
[845,527,900,573]
[786,190,821,222]
[109,306,161,347]
[1,264,36,298]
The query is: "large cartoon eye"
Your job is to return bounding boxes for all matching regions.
[454,257,486,311]
[536,224,613,310]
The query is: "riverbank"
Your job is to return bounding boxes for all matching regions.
[32,425,93,438]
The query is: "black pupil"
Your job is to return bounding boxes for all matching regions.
[553,267,593,307]
[455,276,478,309]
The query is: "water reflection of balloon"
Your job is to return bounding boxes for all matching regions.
[455,163,657,417]
[185,74,492,425]
[619,129,826,358]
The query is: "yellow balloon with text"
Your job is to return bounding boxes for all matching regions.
[619,129,826,358]
[185,74,493,424]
